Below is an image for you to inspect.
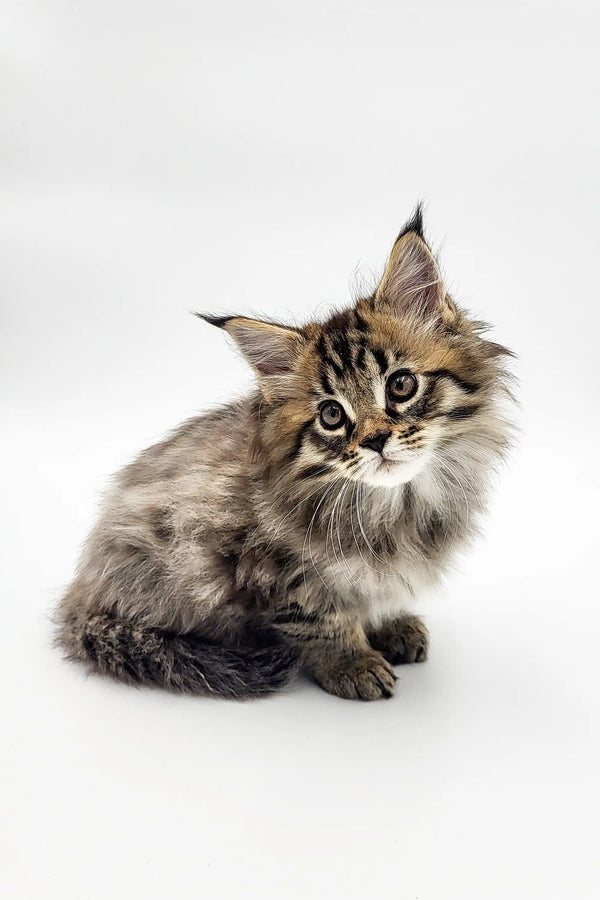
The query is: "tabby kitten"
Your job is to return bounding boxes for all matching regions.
[56,207,513,701]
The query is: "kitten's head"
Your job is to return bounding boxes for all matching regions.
[201,206,513,490]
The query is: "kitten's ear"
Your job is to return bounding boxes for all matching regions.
[197,314,303,377]
[375,206,458,325]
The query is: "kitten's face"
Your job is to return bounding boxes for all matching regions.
[203,208,511,491]
[295,306,487,488]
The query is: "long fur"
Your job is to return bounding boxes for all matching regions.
[55,210,514,701]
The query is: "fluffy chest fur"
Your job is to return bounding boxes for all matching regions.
[251,438,487,625]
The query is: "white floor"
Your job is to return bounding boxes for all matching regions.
[2,2,599,898]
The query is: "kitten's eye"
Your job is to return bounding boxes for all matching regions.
[319,400,346,430]
[387,371,418,402]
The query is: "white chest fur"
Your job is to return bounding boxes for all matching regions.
[320,551,440,627]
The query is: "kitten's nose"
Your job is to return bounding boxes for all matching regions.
[360,430,391,454]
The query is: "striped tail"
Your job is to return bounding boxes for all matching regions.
[59,613,300,699]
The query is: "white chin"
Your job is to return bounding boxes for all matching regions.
[361,456,427,488]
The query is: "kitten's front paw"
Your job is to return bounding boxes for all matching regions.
[367,615,429,665]
[313,651,397,701]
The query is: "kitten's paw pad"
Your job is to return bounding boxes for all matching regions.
[369,615,429,665]
[316,652,396,701]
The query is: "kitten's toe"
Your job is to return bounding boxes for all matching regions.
[368,615,429,665]
[314,651,396,701]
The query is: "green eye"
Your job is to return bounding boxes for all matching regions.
[319,400,346,430]
[387,371,418,402]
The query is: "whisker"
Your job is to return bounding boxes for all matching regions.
[325,479,357,587]
[262,476,334,550]
[349,481,390,577]
[302,472,345,594]
[355,481,391,567]
[334,480,362,587]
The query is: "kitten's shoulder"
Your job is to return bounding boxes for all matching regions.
[117,395,259,488]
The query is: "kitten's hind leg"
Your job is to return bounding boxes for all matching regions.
[367,614,429,665]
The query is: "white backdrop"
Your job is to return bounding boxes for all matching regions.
[2,2,599,898]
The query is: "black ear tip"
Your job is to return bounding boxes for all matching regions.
[194,312,234,328]
[397,201,425,241]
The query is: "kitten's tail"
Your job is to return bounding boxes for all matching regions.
[57,613,300,699]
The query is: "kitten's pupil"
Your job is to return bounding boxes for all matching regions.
[387,371,418,402]
[320,401,346,429]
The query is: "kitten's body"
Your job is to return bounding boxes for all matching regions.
[56,209,513,700]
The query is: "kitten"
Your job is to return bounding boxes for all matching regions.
[55,207,513,701]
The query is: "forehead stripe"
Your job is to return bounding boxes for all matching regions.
[320,369,334,395]
[371,347,389,375]
[325,356,344,378]
[316,334,344,378]
[330,331,353,370]
[356,344,366,371]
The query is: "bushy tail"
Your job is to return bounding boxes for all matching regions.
[59,614,300,699]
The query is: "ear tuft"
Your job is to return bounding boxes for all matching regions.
[396,201,425,242]
[194,312,234,328]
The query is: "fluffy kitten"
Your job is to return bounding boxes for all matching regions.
[55,207,513,701]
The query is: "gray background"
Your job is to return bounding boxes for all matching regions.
[2,2,599,898]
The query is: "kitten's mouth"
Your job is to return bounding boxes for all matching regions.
[361,452,428,487]
[379,457,401,471]
[373,458,402,477]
